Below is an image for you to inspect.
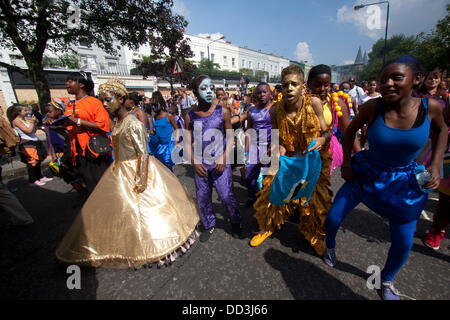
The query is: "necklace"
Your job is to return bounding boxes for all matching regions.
[128,106,137,114]
[330,91,353,118]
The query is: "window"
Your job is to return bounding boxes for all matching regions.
[248,61,252,68]
[232,57,235,67]
[211,53,215,62]
[257,62,260,70]
[223,56,227,65]
[263,64,266,71]
[200,51,205,59]
[242,59,245,67]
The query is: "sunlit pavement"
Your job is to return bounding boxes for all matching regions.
[0,164,448,300]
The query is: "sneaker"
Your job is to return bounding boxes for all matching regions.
[200,227,215,242]
[423,229,445,250]
[30,180,46,187]
[231,223,243,239]
[323,247,336,267]
[39,177,53,183]
[249,231,273,247]
[381,281,400,300]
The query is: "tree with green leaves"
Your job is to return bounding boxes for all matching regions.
[136,28,196,90]
[416,4,449,74]
[43,52,80,69]
[358,34,419,80]
[0,0,187,108]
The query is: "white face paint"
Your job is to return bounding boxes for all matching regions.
[198,78,215,103]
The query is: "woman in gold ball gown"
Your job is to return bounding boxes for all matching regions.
[56,79,200,268]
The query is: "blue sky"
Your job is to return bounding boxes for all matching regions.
[173,0,448,66]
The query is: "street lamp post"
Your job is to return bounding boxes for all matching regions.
[354,1,390,65]
[207,36,225,77]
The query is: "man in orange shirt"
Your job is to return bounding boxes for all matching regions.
[62,73,111,194]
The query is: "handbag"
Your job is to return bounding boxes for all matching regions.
[73,101,111,156]
[88,134,111,155]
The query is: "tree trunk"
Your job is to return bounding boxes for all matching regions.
[26,60,51,113]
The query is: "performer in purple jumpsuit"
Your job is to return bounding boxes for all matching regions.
[245,83,273,207]
[185,75,242,242]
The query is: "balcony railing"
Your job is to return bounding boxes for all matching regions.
[95,63,130,75]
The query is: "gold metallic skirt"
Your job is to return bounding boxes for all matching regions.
[56,156,200,269]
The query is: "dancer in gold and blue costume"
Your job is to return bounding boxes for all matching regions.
[56,78,200,268]
[249,65,333,256]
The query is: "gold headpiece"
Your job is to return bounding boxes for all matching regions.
[98,78,128,99]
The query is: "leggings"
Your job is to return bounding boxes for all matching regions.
[325,182,418,282]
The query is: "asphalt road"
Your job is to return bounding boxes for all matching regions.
[0,163,449,301]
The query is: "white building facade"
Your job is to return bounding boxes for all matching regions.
[0,31,304,105]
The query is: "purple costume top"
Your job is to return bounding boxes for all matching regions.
[188,105,226,165]
[248,106,272,163]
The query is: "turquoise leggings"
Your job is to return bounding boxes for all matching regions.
[326,182,418,282]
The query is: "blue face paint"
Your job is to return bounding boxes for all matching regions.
[198,78,215,103]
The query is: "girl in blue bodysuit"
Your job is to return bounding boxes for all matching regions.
[150,91,179,171]
[323,56,448,300]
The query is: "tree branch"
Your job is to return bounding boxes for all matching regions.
[0,60,28,76]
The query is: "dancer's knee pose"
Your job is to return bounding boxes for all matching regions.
[323,56,448,300]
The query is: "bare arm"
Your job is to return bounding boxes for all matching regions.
[341,99,378,180]
[12,117,36,134]
[135,108,147,126]
[425,98,449,189]
[308,96,331,152]
[167,113,180,147]
[219,107,235,168]
[245,110,252,155]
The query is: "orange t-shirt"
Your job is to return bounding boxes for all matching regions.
[64,96,110,162]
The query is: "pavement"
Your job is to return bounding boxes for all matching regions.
[0,153,449,301]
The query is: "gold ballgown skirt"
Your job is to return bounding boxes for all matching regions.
[56,115,200,268]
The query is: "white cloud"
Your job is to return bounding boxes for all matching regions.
[294,42,314,65]
[172,0,190,19]
[337,0,447,40]
[197,33,226,41]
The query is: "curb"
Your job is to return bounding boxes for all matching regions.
[2,158,53,180]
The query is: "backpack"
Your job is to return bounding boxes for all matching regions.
[0,116,20,156]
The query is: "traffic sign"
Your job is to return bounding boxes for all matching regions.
[172,61,183,75]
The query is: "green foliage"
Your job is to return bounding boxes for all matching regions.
[239,68,254,77]
[255,70,269,82]
[416,4,450,73]
[43,52,80,69]
[193,68,241,80]
[198,58,220,70]
[359,35,419,80]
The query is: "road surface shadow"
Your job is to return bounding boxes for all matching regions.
[0,175,98,299]
[264,248,367,300]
